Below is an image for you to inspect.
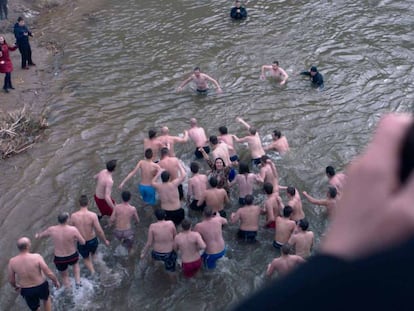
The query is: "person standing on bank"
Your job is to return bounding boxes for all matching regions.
[14,17,36,70]
[0,0,8,20]
[0,36,17,93]
[300,66,323,89]
[230,0,247,20]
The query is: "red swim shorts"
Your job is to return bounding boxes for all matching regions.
[94,194,114,216]
[265,221,276,229]
[182,257,202,278]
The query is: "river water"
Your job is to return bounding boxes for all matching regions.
[1,0,413,310]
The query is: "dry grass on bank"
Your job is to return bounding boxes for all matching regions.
[0,107,48,159]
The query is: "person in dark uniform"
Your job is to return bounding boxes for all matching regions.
[0,0,8,20]
[14,16,36,69]
[230,0,247,20]
[301,66,324,89]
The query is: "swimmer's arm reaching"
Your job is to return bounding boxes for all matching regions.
[93,215,110,246]
[177,74,194,92]
[119,161,141,189]
[141,226,154,259]
[230,211,240,224]
[196,232,207,252]
[74,228,86,246]
[260,65,272,80]
[203,73,222,93]
[39,255,60,289]
[35,227,51,239]
[279,68,289,85]
[302,191,328,207]
[236,117,251,130]
[300,71,311,77]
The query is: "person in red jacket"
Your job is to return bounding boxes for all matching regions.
[0,36,17,93]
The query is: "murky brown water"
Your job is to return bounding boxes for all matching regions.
[1,0,413,310]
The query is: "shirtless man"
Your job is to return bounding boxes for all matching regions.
[197,176,229,218]
[288,219,314,258]
[209,135,232,167]
[70,195,109,274]
[187,162,208,211]
[326,166,347,195]
[259,155,279,193]
[273,206,296,249]
[158,147,186,201]
[218,126,239,164]
[302,186,338,218]
[283,186,305,221]
[264,129,290,154]
[233,117,265,166]
[231,195,261,242]
[188,118,210,159]
[158,126,189,157]
[230,162,262,206]
[119,148,160,206]
[262,182,284,229]
[174,218,206,278]
[152,167,186,225]
[177,66,222,94]
[260,61,289,85]
[141,209,177,273]
[143,129,163,160]
[110,191,139,255]
[266,244,305,277]
[36,212,85,288]
[194,206,227,269]
[94,159,117,218]
[8,237,60,311]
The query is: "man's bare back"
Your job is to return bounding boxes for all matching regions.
[194,215,227,254]
[174,229,206,263]
[71,209,104,241]
[289,230,314,258]
[274,216,296,244]
[110,201,139,231]
[200,188,229,213]
[231,204,261,231]
[188,173,208,201]
[266,254,305,277]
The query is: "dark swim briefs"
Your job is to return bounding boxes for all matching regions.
[196,88,208,95]
[273,240,284,249]
[178,184,184,200]
[20,280,50,311]
[194,146,210,159]
[230,154,239,162]
[251,158,262,166]
[54,252,79,271]
[237,229,257,242]
[152,250,177,272]
[165,208,185,226]
[189,199,206,211]
[77,237,99,258]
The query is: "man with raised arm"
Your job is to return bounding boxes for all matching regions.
[177,67,222,94]
[288,219,314,258]
[233,117,265,166]
[36,212,85,288]
[70,195,109,274]
[187,162,208,211]
[263,129,290,154]
[174,218,206,278]
[302,186,338,218]
[8,237,60,311]
[119,148,160,206]
[94,159,117,218]
[194,206,228,270]
[141,209,177,273]
[218,125,239,165]
[260,61,289,85]
[187,118,210,159]
[152,166,187,226]
[158,126,189,157]
[266,244,305,277]
[110,191,140,255]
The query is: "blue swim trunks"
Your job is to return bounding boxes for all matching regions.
[202,248,226,269]
[138,184,156,205]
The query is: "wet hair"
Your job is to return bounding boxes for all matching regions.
[204,206,214,218]
[122,190,131,202]
[160,147,169,157]
[209,176,218,188]
[194,66,200,72]
[310,66,318,72]
[17,238,29,251]
[245,194,254,205]
[190,162,200,174]
[298,219,309,231]
[209,135,218,145]
[58,212,69,224]
[181,218,191,231]
[79,195,88,207]
[219,126,228,135]
[17,16,24,22]
[148,129,157,139]
[249,127,257,135]
[273,129,281,139]
[239,162,250,174]
[328,186,337,199]
[106,159,117,172]
[213,157,226,169]
[287,186,296,196]
[161,171,170,182]
[155,208,166,220]
[283,205,293,218]
[145,148,153,159]
[263,182,273,195]
[281,244,291,255]
[260,155,269,164]
[272,61,279,66]
[326,166,336,177]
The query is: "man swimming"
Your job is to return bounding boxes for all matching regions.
[177,67,222,94]
[260,61,289,85]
